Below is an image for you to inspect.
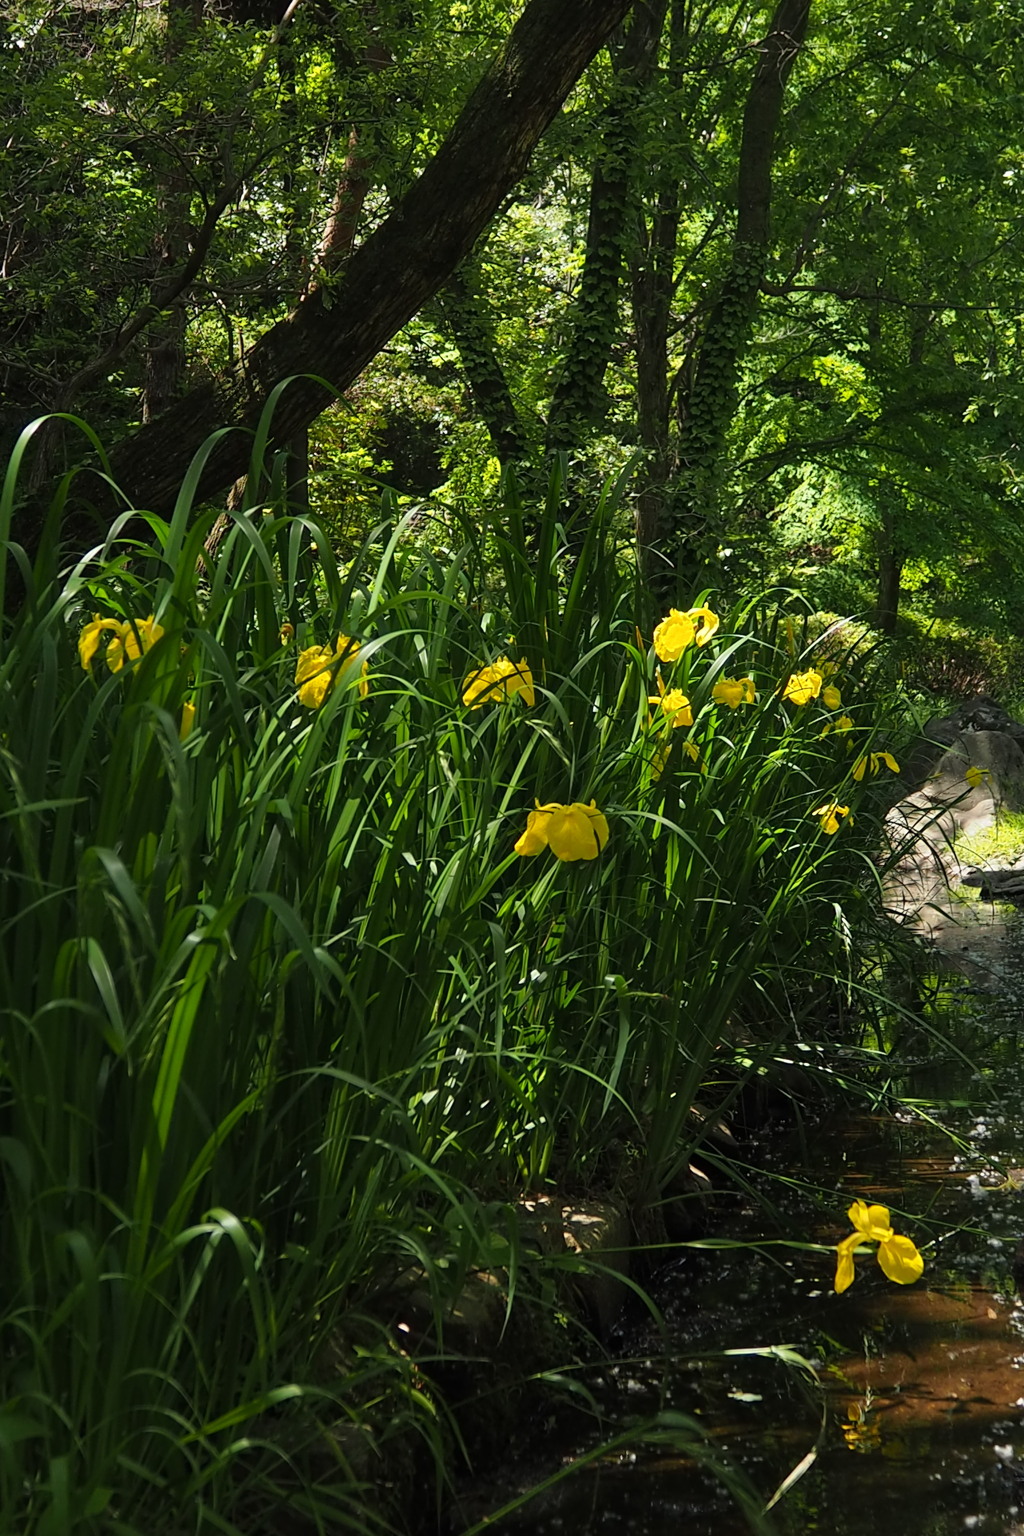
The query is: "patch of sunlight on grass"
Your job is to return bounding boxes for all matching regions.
[955,809,1024,870]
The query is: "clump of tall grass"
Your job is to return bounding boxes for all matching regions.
[0,420,901,1533]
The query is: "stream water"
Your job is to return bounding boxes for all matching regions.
[453,925,1024,1536]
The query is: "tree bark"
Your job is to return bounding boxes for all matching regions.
[875,501,903,636]
[630,0,685,588]
[435,265,531,463]
[545,0,667,455]
[52,0,634,542]
[143,0,205,423]
[632,188,677,578]
[659,0,811,598]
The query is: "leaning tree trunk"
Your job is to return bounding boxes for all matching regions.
[657,0,811,600]
[39,0,633,551]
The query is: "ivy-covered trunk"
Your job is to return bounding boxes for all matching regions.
[436,265,532,463]
[142,0,204,424]
[545,0,668,457]
[654,0,812,600]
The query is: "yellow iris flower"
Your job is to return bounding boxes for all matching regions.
[812,800,850,835]
[652,608,695,662]
[652,604,719,662]
[514,800,609,862]
[852,751,900,781]
[820,714,855,737]
[648,673,693,728]
[822,684,842,710]
[712,676,756,709]
[79,614,165,672]
[781,668,823,706]
[295,636,369,709]
[462,656,535,708]
[834,1200,924,1293]
[657,688,692,725]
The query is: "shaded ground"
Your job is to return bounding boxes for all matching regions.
[452,1054,1024,1536]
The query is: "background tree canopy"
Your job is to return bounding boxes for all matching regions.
[5,0,1024,651]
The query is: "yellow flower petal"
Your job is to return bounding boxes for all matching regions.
[712,678,742,709]
[295,637,368,709]
[179,700,196,741]
[78,615,125,670]
[649,688,692,727]
[687,604,720,646]
[101,615,164,673]
[712,676,756,709]
[820,714,855,737]
[854,751,900,781]
[822,684,842,710]
[519,801,609,861]
[514,804,553,856]
[509,658,535,707]
[462,663,498,707]
[834,1232,861,1294]
[121,616,165,664]
[653,609,696,663]
[547,801,609,861]
[296,645,336,709]
[848,1200,893,1243]
[782,669,823,706]
[835,1200,924,1291]
[877,1234,924,1286]
[462,655,534,708]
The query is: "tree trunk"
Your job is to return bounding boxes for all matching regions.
[45,0,633,547]
[545,0,668,455]
[632,188,677,586]
[875,502,903,635]
[660,0,811,599]
[434,265,531,462]
[631,0,685,592]
[142,0,204,422]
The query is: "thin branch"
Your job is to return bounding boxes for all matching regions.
[759,281,997,313]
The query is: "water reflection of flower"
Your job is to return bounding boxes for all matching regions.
[841,1397,881,1454]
